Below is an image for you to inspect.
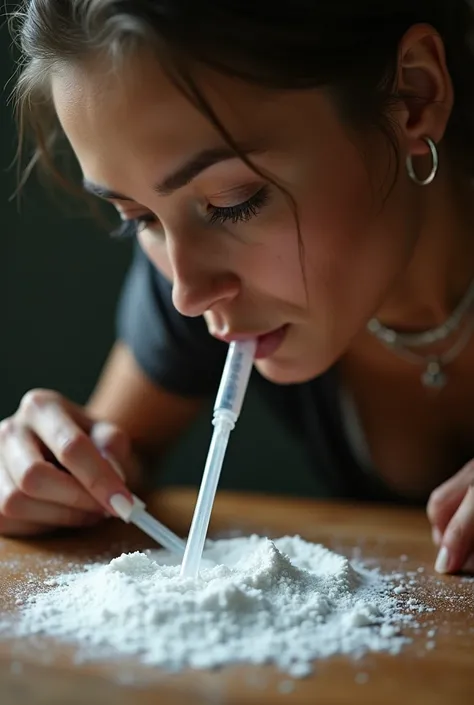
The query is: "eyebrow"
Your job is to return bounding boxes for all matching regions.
[83,144,261,201]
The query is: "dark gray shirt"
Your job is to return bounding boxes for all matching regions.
[117,245,422,506]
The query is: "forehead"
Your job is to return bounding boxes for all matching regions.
[50,52,284,195]
[52,52,274,157]
[50,50,336,197]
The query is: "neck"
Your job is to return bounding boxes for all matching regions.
[374,170,474,333]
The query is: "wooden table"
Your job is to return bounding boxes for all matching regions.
[0,489,473,705]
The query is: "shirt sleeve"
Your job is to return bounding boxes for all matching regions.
[116,244,228,397]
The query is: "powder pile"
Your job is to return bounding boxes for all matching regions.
[8,535,415,677]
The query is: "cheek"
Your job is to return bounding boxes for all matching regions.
[290,148,417,341]
[139,217,308,306]
[288,173,372,315]
[299,152,408,298]
[239,227,308,304]
[304,157,373,254]
[138,231,173,281]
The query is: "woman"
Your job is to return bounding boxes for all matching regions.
[3,0,474,575]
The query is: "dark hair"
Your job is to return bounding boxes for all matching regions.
[11,1,474,198]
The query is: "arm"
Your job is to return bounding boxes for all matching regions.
[86,341,206,488]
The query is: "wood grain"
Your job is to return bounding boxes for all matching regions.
[0,488,473,705]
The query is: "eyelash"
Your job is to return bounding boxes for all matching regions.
[207,187,270,225]
[110,187,270,240]
[111,217,153,240]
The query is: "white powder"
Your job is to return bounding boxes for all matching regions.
[7,535,416,677]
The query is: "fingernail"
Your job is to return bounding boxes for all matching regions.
[461,554,474,574]
[435,546,450,574]
[432,527,443,546]
[101,451,126,481]
[109,494,134,521]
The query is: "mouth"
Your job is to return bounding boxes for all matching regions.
[213,324,289,360]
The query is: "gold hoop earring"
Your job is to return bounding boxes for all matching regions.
[406,136,439,186]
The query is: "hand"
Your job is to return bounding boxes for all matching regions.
[0,389,135,537]
[427,461,474,574]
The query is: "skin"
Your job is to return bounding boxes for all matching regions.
[1,24,474,573]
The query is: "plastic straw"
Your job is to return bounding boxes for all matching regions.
[180,339,256,578]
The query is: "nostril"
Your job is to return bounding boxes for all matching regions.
[205,310,226,332]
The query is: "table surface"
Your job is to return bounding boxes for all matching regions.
[0,488,473,705]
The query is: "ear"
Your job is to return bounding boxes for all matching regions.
[396,24,454,158]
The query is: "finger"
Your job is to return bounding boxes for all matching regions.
[90,423,128,480]
[0,460,103,534]
[2,423,104,513]
[18,390,95,433]
[435,486,474,574]
[0,516,54,537]
[100,451,126,480]
[90,421,131,462]
[0,471,104,527]
[0,461,48,536]
[427,485,466,534]
[460,554,474,574]
[19,397,132,513]
[90,422,143,489]
[432,526,443,547]
[427,464,474,534]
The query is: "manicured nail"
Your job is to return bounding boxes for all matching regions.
[435,546,450,574]
[109,494,134,521]
[432,527,443,546]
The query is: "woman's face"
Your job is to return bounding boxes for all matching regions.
[52,51,420,384]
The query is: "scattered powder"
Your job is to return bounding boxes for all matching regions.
[278,680,296,694]
[4,535,420,677]
[10,661,23,676]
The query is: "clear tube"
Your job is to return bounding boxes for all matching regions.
[130,509,187,556]
[214,339,257,417]
[180,340,256,579]
[109,487,186,555]
[179,415,234,578]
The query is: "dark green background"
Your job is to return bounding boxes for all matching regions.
[0,24,318,497]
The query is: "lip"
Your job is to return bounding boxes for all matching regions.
[213,325,289,360]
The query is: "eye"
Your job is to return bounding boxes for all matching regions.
[110,214,157,240]
[207,187,270,225]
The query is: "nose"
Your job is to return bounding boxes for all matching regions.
[169,239,240,318]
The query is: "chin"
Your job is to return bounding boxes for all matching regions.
[254,355,330,385]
